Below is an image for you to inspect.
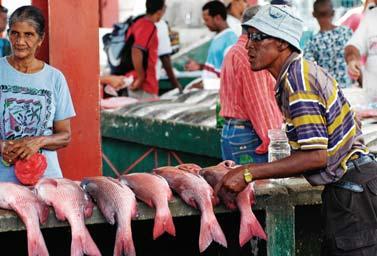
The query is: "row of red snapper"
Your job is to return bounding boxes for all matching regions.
[0,161,266,256]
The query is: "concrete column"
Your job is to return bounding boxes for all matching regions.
[33,0,102,179]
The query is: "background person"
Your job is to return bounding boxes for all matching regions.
[337,0,375,32]
[223,0,247,36]
[345,0,377,102]
[304,0,353,88]
[220,5,283,164]
[0,5,11,57]
[156,19,183,93]
[185,1,237,78]
[216,5,377,255]
[126,0,166,99]
[0,6,75,182]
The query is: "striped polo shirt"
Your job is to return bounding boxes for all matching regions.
[275,53,368,185]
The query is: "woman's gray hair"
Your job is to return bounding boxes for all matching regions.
[9,5,45,37]
[241,5,261,33]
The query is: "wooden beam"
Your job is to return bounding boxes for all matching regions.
[99,0,119,28]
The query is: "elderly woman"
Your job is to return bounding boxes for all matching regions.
[0,6,75,182]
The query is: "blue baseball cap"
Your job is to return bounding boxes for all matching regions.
[242,4,303,53]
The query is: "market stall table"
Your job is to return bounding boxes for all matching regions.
[0,178,322,256]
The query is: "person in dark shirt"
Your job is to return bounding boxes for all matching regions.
[0,5,11,57]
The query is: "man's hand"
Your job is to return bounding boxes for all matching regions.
[100,75,125,90]
[108,76,125,90]
[347,60,362,81]
[129,78,144,91]
[215,166,248,195]
[190,81,204,90]
[185,59,202,71]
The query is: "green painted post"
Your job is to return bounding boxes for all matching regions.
[266,204,295,256]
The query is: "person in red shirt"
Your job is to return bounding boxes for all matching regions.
[126,0,166,99]
[220,5,283,164]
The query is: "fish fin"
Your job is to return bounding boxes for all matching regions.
[131,200,138,220]
[71,227,101,256]
[27,225,49,256]
[37,202,50,224]
[118,176,130,187]
[239,209,267,246]
[153,207,176,240]
[199,212,227,252]
[83,197,94,219]
[54,207,66,221]
[105,176,124,188]
[42,178,58,187]
[180,191,197,209]
[153,174,171,187]
[114,225,136,256]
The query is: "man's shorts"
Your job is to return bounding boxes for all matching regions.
[321,154,377,256]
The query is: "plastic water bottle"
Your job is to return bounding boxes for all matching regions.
[268,129,290,162]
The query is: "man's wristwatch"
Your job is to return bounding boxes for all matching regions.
[243,168,253,183]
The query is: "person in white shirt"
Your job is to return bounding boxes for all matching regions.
[345,3,377,102]
[223,0,247,36]
[156,19,182,92]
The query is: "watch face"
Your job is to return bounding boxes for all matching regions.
[243,169,253,183]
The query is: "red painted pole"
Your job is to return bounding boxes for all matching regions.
[99,0,119,27]
[42,1,102,179]
[31,0,49,63]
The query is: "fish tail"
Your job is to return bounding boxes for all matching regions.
[199,211,227,253]
[114,224,136,256]
[153,206,176,239]
[239,208,267,247]
[27,226,49,256]
[71,227,101,256]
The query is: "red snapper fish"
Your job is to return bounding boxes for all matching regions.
[175,163,202,174]
[200,161,267,246]
[81,176,138,256]
[0,182,49,256]
[35,178,101,256]
[154,166,227,252]
[120,173,175,239]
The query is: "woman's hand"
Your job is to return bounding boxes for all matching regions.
[3,137,44,161]
[2,143,18,165]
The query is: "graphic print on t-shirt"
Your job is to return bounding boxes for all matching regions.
[0,85,52,140]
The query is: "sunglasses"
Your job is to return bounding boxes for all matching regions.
[248,32,273,42]
[0,5,8,13]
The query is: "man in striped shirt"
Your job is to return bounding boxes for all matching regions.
[219,5,283,164]
[217,5,377,255]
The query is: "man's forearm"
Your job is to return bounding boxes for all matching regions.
[247,149,327,180]
[345,45,361,64]
[132,47,145,81]
[160,55,181,89]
